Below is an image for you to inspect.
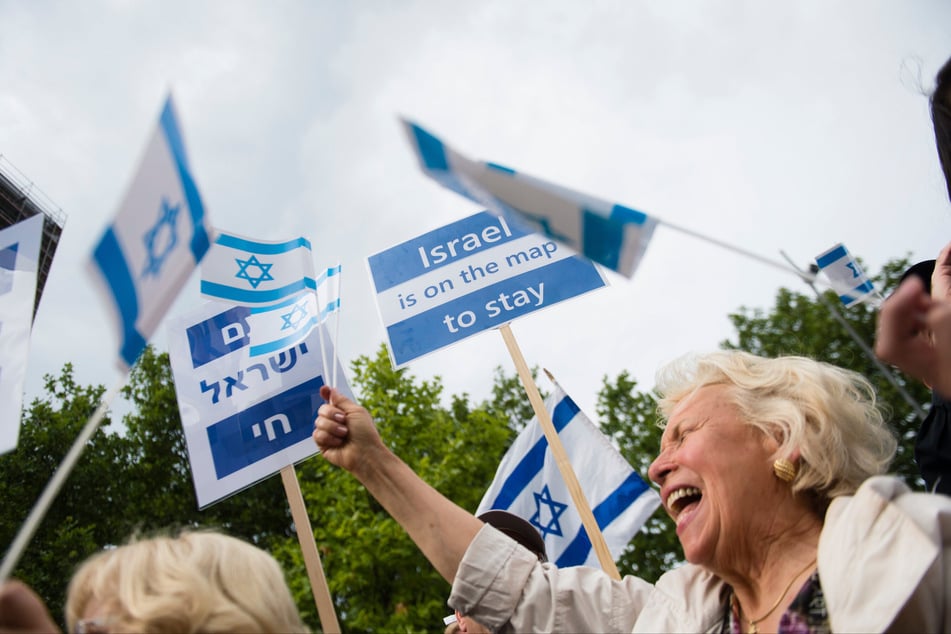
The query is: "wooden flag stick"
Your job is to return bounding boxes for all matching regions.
[498,324,621,580]
[280,465,341,633]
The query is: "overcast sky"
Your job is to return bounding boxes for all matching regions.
[3,1,951,422]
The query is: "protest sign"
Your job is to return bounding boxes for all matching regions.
[367,211,606,366]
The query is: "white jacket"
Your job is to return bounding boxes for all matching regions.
[449,476,951,633]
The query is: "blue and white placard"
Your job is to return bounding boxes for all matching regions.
[367,211,607,367]
[168,300,351,508]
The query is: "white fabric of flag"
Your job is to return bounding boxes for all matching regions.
[88,95,212,370]
[200,231,316,306]
[245,290,320,357]
[316,264,341,322]
[0,215,42,454]
[814,243,878,308]
[402,119,658,278]
[477,385,661,568]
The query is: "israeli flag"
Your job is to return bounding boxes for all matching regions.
[245,290,320,357]
[402,120,657,278]
[0,214,43,454]
[477,385,661,568]
[88,95,212,370]
[200,231,317,305]
[814,243,878,308]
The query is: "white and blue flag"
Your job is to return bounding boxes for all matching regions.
[244,290,320,357]
[477,385,661,568]
[814,243,879,308]
[200,231,317,305]
[402,120,657,278]
[316,264,341,322]
[0,214,43,454]
[88,95,212,370]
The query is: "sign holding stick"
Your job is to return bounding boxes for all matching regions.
[498,324,621,579]
[281,465,341,634]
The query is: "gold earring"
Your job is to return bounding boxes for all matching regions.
[773,458,797,482]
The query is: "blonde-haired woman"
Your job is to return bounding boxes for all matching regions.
[65,530,308,634]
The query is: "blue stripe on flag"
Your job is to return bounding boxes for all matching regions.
[160,99,210,261]
[215,233,312,254]
[200,278,318,303]
[487,162,516,175]
[854,280,875,294]
[0,243,18,270]
[610,204,650,226]
[92,228,146,367]
[555,470,653,567]
[582,209,625,272]
[408,122,450,171]
[249,316,319,356]
[815,244,847,269]
[489,395,580,509]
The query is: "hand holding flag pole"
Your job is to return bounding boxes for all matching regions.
[497,324,621,579]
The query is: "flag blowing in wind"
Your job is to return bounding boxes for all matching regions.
[200,231,327,357]
[200,231,316,305]
[402,119,658,278]
[88,95,212,370]
[814,243,878,308]
[0,214,43,454]
[477,386,661,568]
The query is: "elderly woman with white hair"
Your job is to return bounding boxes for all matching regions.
[314,349,951,633]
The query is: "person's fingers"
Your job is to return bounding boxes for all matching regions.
[933,242,951,301]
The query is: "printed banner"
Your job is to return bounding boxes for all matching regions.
[367,211,607,367]
[168,300,352,508]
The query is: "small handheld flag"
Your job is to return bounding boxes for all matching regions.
[477,385,661,568]
[88,95,212,369]
[200,231,317,305]
[814,243,879,308]
[401,120,657,278]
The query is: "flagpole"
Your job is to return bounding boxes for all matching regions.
[497,324,621,580]
[779,250,926,421]
[280,465,341,633]
[331,264,341,388]
[0,376,125,584]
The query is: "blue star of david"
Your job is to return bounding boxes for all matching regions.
[529,484,568,539]
[280,299,310,331]
[141,198,180,277]
[234,255,274,289]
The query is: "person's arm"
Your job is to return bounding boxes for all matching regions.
[0,580,61,634]
[312,385,482,582]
